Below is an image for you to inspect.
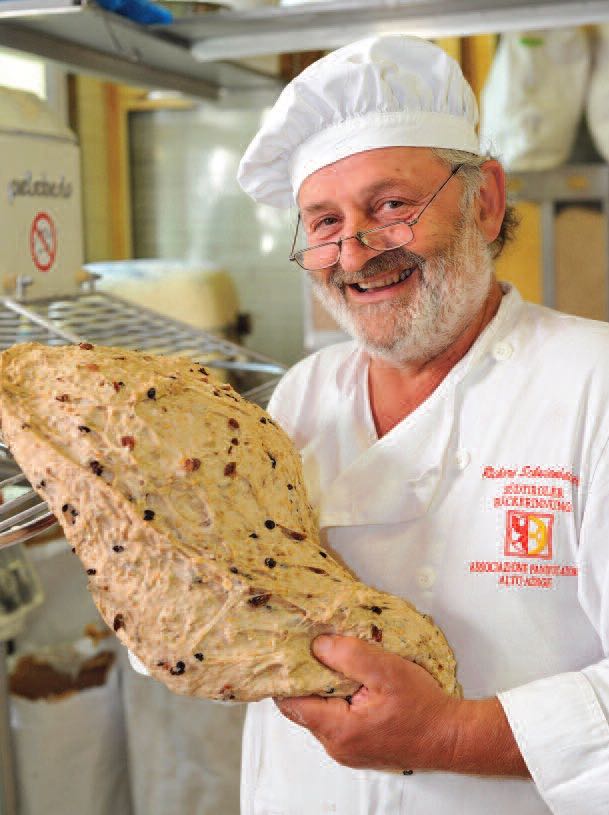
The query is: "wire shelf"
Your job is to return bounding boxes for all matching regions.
[0,290,286,404]
[0,289,286,550]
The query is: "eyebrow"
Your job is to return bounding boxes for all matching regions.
[300,177,426,215]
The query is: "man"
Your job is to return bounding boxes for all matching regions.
[237,35,609,814]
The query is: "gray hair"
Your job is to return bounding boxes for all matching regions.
[431,148,519,259]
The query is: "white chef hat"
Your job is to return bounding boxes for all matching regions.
[237,35,480,209]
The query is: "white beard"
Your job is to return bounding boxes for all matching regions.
[309,213,495,366]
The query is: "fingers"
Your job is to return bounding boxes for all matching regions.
[312,634,396,690]
[275,635,406,737]
[275,695,349,736]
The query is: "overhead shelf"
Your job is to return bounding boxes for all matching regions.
[2,0,609,91]
[179,0,609,61]
[0,0,284,98]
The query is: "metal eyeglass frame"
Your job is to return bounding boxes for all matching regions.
[289,163,463,271]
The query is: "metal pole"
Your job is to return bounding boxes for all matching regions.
[0,641,18,815]
[541,201,556,309]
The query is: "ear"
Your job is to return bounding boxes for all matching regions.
[474,160,506,245]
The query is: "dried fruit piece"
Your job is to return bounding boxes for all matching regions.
[279,525,306,541]
[371,624,383,643]
[89,461,104,477]
[248,594,271,607]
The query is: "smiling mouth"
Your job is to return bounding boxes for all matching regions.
[348,266,417,293]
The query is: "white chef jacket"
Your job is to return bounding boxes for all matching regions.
[241,284,609,815]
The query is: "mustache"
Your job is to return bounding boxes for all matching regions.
[329,245,426,288]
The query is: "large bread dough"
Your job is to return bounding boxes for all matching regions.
[0,342,460,701]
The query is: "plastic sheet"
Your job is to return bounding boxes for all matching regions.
[10,663,132,815]
[481,29,590,170]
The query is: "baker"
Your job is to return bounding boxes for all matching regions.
[237,35,609,814]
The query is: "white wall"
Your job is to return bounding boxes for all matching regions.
[129,91,306,367]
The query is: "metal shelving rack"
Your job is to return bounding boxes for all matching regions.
[0,289,286,403]
[0,286,286,555]
[507,163,609,314]
[0,0,283,98]
[0,287,286,552]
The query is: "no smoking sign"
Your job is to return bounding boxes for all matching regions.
[29,211,57,273]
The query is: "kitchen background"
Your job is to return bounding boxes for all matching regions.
[0,6,609,814]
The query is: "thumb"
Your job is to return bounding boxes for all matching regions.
[312,635,391,690]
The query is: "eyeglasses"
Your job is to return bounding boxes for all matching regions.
[289,164,463,272]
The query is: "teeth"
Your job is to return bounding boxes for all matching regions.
[356,268,413,291]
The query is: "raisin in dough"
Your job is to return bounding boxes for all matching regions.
[0,342,461,701]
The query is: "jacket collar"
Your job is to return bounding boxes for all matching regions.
[303,283,524,529]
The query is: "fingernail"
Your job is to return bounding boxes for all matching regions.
[313,635,332,656]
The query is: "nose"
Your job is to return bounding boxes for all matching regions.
[337,234,379,275]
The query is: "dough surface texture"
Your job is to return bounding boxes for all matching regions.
[0,342,460,701]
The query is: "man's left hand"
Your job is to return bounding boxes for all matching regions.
[275,634,459,773]
[275,635,530,777]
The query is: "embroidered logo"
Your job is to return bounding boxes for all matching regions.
[505,511,553,559]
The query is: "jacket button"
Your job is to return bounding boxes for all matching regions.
[416,567,436,589]
[456,449,470,469]
[492,341,513,361]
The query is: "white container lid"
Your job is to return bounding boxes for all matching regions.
[85,259,240,331]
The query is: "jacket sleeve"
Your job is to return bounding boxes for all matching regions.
[498,440,609,814]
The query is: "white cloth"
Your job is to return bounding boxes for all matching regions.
[586,25,609,163]
[241,284,609,815]
[237,35,480,209]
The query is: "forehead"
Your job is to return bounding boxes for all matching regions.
[297,146,443,211]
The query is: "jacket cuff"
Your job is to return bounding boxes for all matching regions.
[498,671,609,814]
